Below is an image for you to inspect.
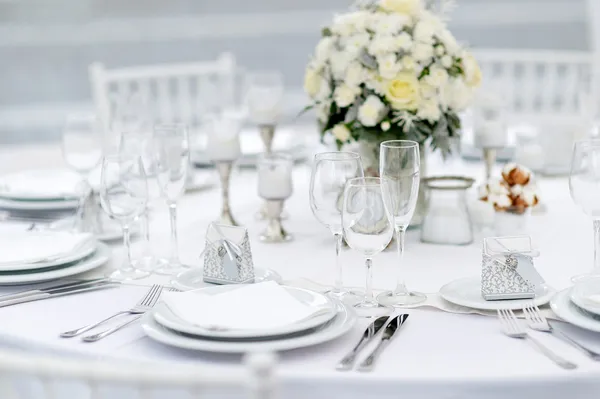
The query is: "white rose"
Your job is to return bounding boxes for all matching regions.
[395,32,413,51]
[332,14,355,37]
[358,95,386,127]
[439,28,460,55]
[380,0,422,15]
[413,20,436,44]
[381,121,391,131]
[329,50,353,80]
[401,56,416,71]
[412,43,434,62]
[368,35,397,56]
[417,98,441,122]
[315,37,334,63]
[375,13,410,35]
[377,54,402,80]
[343,33,371,55]
[334,84,360,108]
[462,52,482,88]
[345,62,367,88]
[365,72,385,95]
[425,65,449,88]
[441,55,453,69]
[435,45,445,57]
[419,82,437,99]
[332,123,351,142]
[442,78,473,111]
[304,67,323,99]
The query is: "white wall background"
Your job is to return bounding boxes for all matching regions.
[0,0,593,143]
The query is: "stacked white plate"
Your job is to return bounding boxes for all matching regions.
[142,282,357,353]
[439,276,556,310]
[0,231,110,285]
[550,280,600,332]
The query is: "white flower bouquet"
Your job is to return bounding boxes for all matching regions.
[304,0,482,156]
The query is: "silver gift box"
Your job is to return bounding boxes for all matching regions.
[481,236,542,301]
[203,223,255,285]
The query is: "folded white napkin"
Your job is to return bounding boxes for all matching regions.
[161,281,331,331]
[0,169,83,199]
[0,232,94,265]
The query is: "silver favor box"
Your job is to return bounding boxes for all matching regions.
[203,223,255,285]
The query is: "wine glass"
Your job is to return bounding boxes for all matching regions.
[342,177,394,317]
[377,140,426,306]
[569,139,600,281]
[154,124,190,275]
[99,155,149,280]
[309,152,364,302]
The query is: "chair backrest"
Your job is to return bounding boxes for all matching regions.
[0,348,276,399]
[89,53,236,133]
[473,48,593,121]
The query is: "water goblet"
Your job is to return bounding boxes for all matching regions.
[342,177,394,318]
[257,153,293,242]
[99,155,149,280]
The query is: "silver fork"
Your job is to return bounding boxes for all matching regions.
[497,309,577,370]
[523,304,600,361]
[60,284,163,338]
[81,287,177,342]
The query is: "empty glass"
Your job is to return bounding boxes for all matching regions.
[342,177,394,318]
[99,155,149,280]
[154,124,190,275]
[569,139,600,281]
[378,140,426,306]
[309,152,364,302]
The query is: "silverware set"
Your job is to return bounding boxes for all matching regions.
[60,284,172,342]
[337,314,409,372]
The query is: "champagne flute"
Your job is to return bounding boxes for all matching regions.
[569,139,600,281]
[342,177,394,317]
[99,155,149,280]
[154,124,190,275]
[377,140,426,306]
[309,152,364,302]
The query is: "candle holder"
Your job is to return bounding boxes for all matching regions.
[257,153,293,243]
[483,147,497,180]
[216,161,239,226]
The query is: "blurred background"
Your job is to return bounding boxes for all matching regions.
[0,0,597,144]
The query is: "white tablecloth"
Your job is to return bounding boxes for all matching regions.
[0,142,599,399]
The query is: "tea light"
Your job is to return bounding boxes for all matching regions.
[206,113,242,162]
[258,154,293,200]
[474,120,507,149]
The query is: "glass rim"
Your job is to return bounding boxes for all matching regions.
[346,176,381,186]
[314,151,361,161]
[422,176,475,190]
[380,140,419,149]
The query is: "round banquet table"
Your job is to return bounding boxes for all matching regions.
[0,139,598,399]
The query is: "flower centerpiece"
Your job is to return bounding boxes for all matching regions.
[304,0,482,175]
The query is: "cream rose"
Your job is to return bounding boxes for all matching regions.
[463,52,482,88]
[380,0,422,15]
[304,67,322,99]
[334,84,360,108]
[332,124,351,142]
[384,72,420,111]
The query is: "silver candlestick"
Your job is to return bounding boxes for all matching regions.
[483,147,497,180]
[216,161,239,226]
[260,200,292,243]
[259,124,276,153]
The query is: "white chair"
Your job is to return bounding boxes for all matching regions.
[473,48,594,122]
[0,348,276,399]
[89,53,237,133]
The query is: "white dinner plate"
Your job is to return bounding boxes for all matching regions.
[0,238,97,272]
[49,218,139,242]
[170,267,282,292]
[142,299,356,353]
[550,288,600,333]
[569,278,600,317]
[0,197,79,211]
[0,169,81,201]
[153,285,337,339]
[439,277,555,310]
[0,243,110,285]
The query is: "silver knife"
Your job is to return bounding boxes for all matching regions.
[358,314,409,372]
[336,316,390,371]
[0,278,109,303]
[0,280,119,308]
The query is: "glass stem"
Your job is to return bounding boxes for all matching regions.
[168,202,179,263]
[332,232,344,294]
[123,223,132,268]
[394,227,409,295]
[142,212,150,244]
[594,220,600,274]
[365,257,374,303]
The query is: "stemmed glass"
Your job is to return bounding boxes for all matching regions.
[99,155,149,280]
[62,112,104,233]
[569,139,600,281]
[309,152,364,302]
[154,124,190,275]
[342,177,394,317]
[377,140,426,306]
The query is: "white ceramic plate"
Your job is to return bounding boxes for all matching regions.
[153,285,336,339]
[0,197,79,211]
[0,169,81,201]
[170,267,282,292]
[142,299,356,353]
[569,278,600,317]
[439,276,555,310]
[0,239,97,272]
[551,288,600,333]
[49,218,139,242]
[0,243,110,285]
